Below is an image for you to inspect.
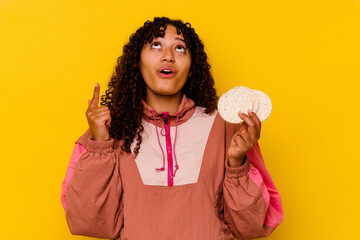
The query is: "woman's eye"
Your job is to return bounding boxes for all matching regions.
[176,45,186,52]
[151,42,161,49]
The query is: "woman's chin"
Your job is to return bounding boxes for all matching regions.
[148,87,181,97]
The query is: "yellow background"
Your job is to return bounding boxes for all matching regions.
[1,0,359,239]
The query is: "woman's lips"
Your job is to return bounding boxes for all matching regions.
[158,71,176,78]
[158,65,175,78]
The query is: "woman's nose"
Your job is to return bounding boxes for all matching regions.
[161,48,175,63]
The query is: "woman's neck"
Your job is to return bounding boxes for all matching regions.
[145,91,182,113]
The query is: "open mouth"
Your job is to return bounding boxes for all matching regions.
[158,67,175,78]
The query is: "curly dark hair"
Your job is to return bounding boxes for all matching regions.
[100,16,218,157]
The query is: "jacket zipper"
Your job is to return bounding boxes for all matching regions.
[163,113,174,186]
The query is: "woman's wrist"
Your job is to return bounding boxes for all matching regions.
[228,155,246,168]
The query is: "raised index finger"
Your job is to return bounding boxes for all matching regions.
[89,83,100,108]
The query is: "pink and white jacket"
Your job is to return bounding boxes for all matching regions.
[61,94,283,240]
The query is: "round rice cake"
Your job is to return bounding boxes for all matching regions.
[218,86,254,123]
[218,86,272,123]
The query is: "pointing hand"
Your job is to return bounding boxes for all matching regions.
[86,83,111,141]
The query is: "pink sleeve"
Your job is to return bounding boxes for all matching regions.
[246,143,284,229]
[61,143,86,215]
[248,163,271,209]
[62,138,123,239]
[222,143,284,239]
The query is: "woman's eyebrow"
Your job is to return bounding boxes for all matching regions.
[151,37,184,42]
[175,37,185,42]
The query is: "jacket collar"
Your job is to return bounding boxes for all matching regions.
[141,94,196,127]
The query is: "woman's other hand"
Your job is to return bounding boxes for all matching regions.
[228,109,261,167]
[86,83,111,141]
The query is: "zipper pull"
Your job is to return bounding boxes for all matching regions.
[163,112,169,126]
[162,113,170,135]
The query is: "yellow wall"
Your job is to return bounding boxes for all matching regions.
[1,0,359,239]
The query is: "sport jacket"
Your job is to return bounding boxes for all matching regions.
[61,94,283,240]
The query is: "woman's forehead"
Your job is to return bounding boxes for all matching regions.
[156,25,183,38]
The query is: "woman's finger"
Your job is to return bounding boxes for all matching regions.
[93,112,111,125]
[238,111,258,140]
[248,109,261,136]
[240,128,252,145]
[88,83,100,109]
[88,107,110,113]
[239,121,248,131]
[234,135,246,148]
[95,106,110,112]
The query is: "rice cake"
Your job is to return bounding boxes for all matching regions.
[218,86,272,123]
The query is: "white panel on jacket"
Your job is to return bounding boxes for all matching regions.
[130,107,218,186]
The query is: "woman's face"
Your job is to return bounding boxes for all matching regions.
[139,25,192,98]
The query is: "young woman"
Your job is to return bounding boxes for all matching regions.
[61,17,283,240]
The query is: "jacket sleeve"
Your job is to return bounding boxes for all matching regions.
[221,121,283,239]
[61,135,123,239]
